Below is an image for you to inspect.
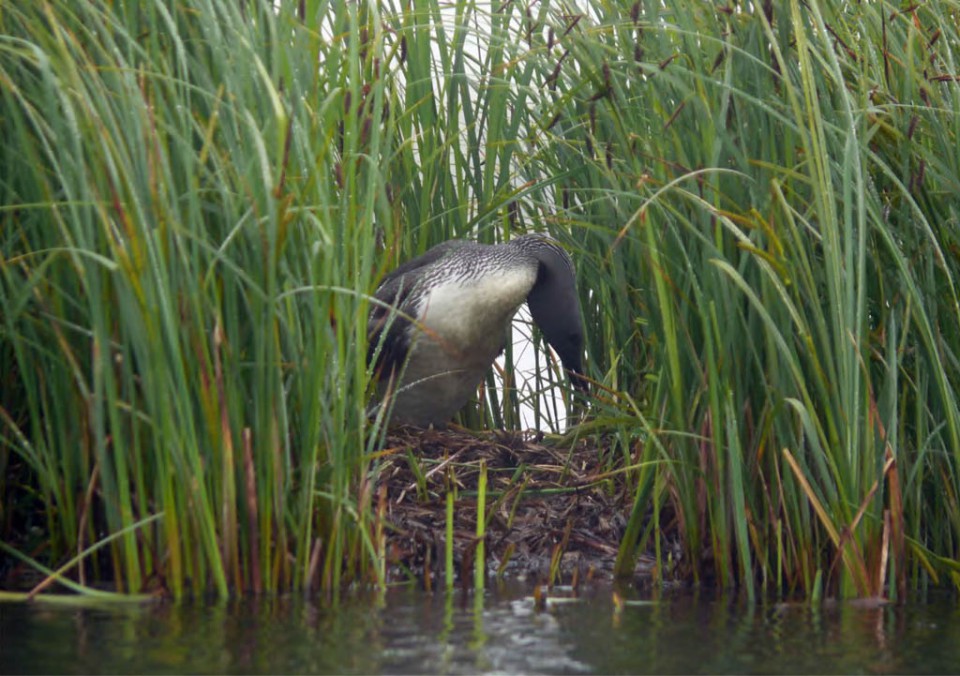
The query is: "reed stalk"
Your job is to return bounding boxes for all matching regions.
[474,460,487,590]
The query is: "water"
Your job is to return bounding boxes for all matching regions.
[2,584,958,674]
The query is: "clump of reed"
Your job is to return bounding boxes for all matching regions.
[1,0,395,597]
[1,0,958,600]
[531,0,960,599]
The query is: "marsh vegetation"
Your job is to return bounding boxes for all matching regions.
[2,0,959,601]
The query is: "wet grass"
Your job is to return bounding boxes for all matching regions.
[2,0,959,600]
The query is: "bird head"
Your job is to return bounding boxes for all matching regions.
[517,235,588,393]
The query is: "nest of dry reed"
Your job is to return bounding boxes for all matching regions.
[377,426,668,589]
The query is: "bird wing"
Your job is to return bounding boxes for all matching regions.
[367,239,470,377]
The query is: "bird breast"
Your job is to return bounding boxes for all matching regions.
[415,263,538,357]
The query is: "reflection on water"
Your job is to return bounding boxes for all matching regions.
[1,584,958,674]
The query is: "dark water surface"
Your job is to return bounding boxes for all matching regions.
[2,584,958,674]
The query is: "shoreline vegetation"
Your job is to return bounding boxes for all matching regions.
[2,0,959,602]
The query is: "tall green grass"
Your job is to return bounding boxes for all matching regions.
[2,0,959,599]
[1,0,394,596]
[516,0,960,597]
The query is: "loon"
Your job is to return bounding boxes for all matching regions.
[368,233,587,427]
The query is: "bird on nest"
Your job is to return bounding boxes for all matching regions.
[367,233,587,428]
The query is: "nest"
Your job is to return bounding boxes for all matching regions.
[377,425,663,589]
